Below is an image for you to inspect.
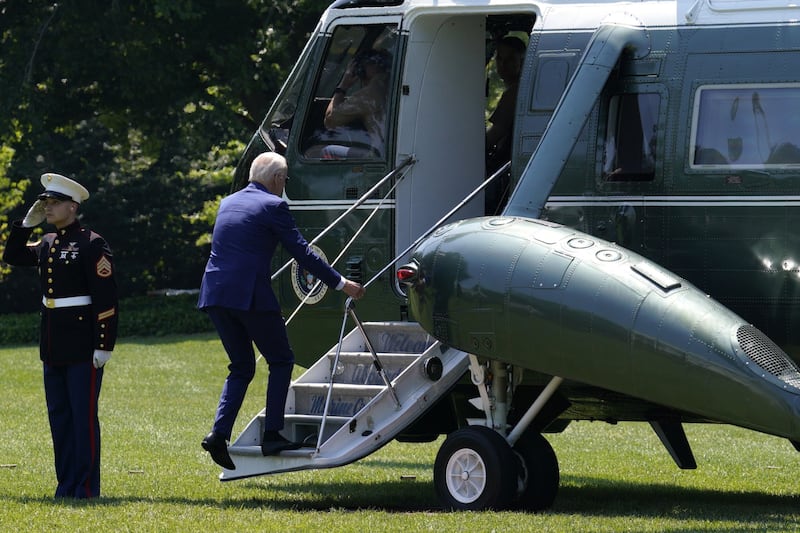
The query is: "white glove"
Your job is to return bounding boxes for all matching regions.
[93,349,112,369]
[22,199,46,227]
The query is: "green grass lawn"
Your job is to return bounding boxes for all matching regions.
[1,333,799,531]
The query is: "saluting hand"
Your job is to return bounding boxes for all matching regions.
[342,279,366,300]
[22,199,46,228]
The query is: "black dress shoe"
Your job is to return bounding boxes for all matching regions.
[261,430,301,456]
[202,431,236,470]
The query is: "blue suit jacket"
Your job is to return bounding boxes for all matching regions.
[197,182,341,312]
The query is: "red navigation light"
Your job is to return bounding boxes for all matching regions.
[396,263,418,284]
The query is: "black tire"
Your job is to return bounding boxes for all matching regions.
[433,425,517,511]
[512,430,559,511]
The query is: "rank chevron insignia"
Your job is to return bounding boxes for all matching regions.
[95,256,112,278]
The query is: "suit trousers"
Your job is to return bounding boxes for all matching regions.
[206,307,294,440]
[43,361,103,499]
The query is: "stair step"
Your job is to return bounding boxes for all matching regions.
[300,353,415,386]
[233,413,349,451]
[291,383,386,394]
[284,413,351,443]
[324,352,420,366]
[325,351,421,359]
[290,383,385,417]
[284,413,351,423]
[338,322,436,354]
[228,444,315,458]
[250,413,351,425]
[221,321,470,482]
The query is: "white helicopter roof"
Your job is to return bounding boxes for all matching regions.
[323,0,800,30]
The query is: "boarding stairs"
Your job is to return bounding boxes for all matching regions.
[218,157,498,480]
[221,320,470,480]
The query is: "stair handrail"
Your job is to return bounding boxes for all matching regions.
[284,169,404,325]
[286,157,506,319]
[313,161,510,453]
[271,155,416,282]
[363,160,511,289]
[346,299,402,408]
[304,178,399,450]
[315,296,355,454]
[315,298,403,453]
[256,158,412,364]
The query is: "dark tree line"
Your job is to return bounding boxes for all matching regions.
[0,0,329,312]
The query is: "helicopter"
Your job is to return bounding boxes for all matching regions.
[218,0,800,511]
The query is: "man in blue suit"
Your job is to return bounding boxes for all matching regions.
[198,152,365,469]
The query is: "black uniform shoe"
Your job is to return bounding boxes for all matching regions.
[201,431,235,470]
[261,430,302,456]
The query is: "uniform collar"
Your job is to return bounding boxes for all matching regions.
[56,220,82,236]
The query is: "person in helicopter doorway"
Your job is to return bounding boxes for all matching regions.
[485,35,526,215]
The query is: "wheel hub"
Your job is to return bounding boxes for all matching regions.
[445,447,487,504]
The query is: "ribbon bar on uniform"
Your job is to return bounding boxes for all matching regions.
[42,295,92,309]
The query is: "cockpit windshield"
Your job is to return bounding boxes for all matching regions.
[258,37,316,154]
[257,23,399,161]
[301,24,399,160]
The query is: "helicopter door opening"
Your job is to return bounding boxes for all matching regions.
[394,15,488,259]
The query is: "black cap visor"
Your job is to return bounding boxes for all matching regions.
[38,190,73,202]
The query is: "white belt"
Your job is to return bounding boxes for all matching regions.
[42,295,92,309]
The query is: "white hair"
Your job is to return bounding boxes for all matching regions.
[248,152,287,185]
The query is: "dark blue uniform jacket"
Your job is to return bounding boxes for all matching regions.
[2,220,119,364]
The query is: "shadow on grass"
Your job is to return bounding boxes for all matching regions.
[236,474,800,516]
[3,481,439,512]
[6,473,798,527]
[556,474,800,512]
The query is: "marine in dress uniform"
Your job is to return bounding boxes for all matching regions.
[197,152,365,470]
[2,173,118,499]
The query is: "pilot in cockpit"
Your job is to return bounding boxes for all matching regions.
[322,48,392,159]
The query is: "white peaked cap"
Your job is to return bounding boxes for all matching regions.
[38,173,90,203]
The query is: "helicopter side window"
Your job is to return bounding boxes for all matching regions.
[692,85,800,168]
[603,93,660,182]
[301,24,398,161]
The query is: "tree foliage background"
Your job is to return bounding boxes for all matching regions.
[0,0,328,312]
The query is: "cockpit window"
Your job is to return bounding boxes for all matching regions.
[300,24,398,161]
[603,93,660,181]
[258,37,317,154]
[691,84,800,168]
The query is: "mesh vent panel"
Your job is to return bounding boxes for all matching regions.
[736,325,800,389]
